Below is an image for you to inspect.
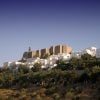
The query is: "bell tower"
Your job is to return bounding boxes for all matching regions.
[28,46,31,52]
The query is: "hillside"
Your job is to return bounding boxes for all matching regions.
[0,54,100,100]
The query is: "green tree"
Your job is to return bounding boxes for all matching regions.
[18,65,30,74]
[31,63,42,72]
[81,53,92,61]
[69,57,79,69]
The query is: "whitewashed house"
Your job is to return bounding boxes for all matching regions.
[71,52,81,58]
[58,53,71,61]
[48,55,59,66]
[96,48,100,58]
[81,47,97,57]
[9,61,25,70]
[26,57,40,68]
[3,62,12,68]
[40,59,49,68]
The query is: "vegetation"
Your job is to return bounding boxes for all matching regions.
[31,63,42,72]
[0,54,100,100]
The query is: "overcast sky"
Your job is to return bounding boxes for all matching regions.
[0,0,100,65]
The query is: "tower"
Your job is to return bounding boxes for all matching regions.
[28,46,31,52]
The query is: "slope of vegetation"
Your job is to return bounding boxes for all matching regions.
[0,54,100,100]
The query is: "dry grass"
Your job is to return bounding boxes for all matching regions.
[0,88,52,100]
[0,85,99,100]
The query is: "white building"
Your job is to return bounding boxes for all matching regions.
[58,53,71,60]
[48,55,59,66]
[96,48,100,58]
[3,61,25,68]
[40,59,49,68]
[26,57,40,68]
[71,52,81,58]
[81,47,97,57]
[3,62,12,68]
[6,61,25,70]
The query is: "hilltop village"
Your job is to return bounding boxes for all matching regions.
[1,44,100,100]
[3,44,100,70]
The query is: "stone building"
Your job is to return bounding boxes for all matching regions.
[28,51,36,58]
[55,45,62,54]
[49,46,55,55]
[55,45,72,55]
[22,44,72,59]
[62,45,72,54]
[41,48,49,58]
[36,50,41,58]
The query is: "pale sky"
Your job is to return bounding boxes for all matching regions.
[0,0,100,65]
